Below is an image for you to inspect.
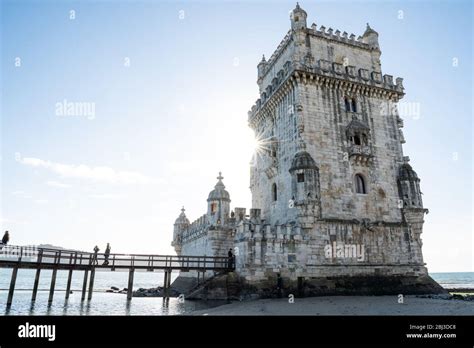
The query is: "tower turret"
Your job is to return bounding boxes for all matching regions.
[257,55,267,92]
[290,2,307,31]
[362,23,379,50]
[207,172,231,226]
[289,147,321,228]
[362,23,381,72]
[172,206,189,253]
[397,158,423,209]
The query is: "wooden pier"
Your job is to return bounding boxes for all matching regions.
[0,245,232,307]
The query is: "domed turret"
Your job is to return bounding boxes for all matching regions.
[290,2,307,31]
[362,23,379,51]
[208,172,231,201]
[289,150,321,228]
[397,159,423,209]
[290,150,318,171]
[207,172,231,225]
[174,206,190,225]
[289,150,320,203]
[398,163,419,181]
[257,55,268,91]
[172,207,189,252]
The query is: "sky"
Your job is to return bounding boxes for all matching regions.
[0,0,472,272]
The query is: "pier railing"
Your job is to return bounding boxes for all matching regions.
[0,245,231,271]
[0,245,234,306]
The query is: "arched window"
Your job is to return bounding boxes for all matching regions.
[272,183,278,201]
[344,98,351,112]
[351,99,357,113]
[210,203,217,214]
[355,174,367,194]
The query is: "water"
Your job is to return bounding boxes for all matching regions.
[430,272,474,289]
[1,270,472,315]
[0,268,225,315]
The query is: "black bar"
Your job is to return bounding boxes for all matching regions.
[0,316,473,346]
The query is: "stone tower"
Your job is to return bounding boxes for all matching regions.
[172,3,444,297]
[249,3,423,234]
[242,3,443,294]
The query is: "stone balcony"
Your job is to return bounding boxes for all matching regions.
[348,145,373,165]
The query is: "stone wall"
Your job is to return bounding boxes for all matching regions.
[233,219,424,282]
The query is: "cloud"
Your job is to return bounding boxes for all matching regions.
[35,199,49,204]
[89,193,124,199]
[18,156,155,185]
[46,180,71,188]
[11,191,32,199]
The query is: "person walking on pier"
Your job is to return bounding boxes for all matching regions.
[92,245,99,265]
[227,248,234,269]
[1,231,10,248]
[103,243,111,265]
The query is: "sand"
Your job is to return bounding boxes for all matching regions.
[190,296,474,316]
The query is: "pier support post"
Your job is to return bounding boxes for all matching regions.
[164,270,169,292]
[88,268,96,301]
[31,268,41,302]
[167,270,172,288]
[7,267,18,307]
[48,268,58,304]
[127,268,134,301]
[163,270,172,297]
[65,269,73,300]
[81,269,89,301]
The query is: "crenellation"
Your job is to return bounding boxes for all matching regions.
[248,59,404,127]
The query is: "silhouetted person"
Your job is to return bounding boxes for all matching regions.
[103,243,111,265]
[228,248,234,269]
[276,273,283,298]
[92,245,99,265]
[2,231,9,245]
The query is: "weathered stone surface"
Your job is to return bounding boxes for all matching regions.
[169,4,442,298]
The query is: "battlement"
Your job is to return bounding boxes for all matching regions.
[180,214,209,244]
[263,30,293,75]
[234,220,304,243]
[308,23,369,50]
[249,59,404,127]
[258,23,376,88]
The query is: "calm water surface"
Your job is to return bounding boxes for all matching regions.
[1,270,472,315]
[0,268,225,315]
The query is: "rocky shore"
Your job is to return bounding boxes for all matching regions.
[132,286,181,298]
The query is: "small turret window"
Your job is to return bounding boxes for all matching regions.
[355,174,367,194]
[297,173,305,183]
[272,183,278,201]
[210,203,217,214]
